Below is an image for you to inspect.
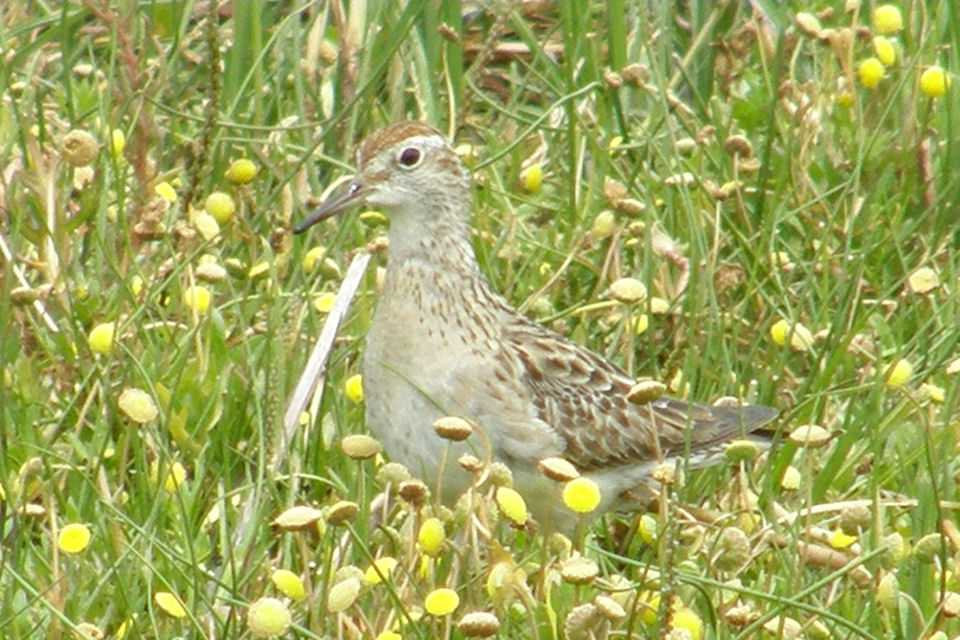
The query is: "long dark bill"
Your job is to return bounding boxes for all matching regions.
[292,179,365,234]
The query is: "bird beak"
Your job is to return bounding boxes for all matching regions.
[292,178,366,234]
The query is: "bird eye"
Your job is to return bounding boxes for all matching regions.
[397,147,421,168]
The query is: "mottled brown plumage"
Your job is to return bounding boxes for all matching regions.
[295,122,777,528]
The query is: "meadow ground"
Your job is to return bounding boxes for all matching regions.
[1,2,958,638]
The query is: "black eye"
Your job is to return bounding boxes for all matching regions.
[398,147,421,168]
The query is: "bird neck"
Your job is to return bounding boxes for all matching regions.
[384,198,482,280]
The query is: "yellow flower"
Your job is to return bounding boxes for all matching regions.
[193,211,221,241]
[495,487,528,525]
[830,528,858,549]
[151,460,187,492]
[424,588,460,616]
[920,66,950,98]
[637,590,661,625]
[630,313,649,335]
[908,266,940,293]
[313,292,336,313]
[375,632,402,640]
[110,129,125,158]
[873,36,896,66]
[592,210,616,239]
[638,513,658,544]
[872,5,903,34]
[225,158,258,184]
[272,505,324,529]
[154,181,177,203]
[131,275,144,297]
[877,573,899,611]
[204,191,236,224]
[302,246,327,272]
[649,297,670,314]
[609,277,647,303]
[248,261,270,279]
[247,597,291,638]
[118,387,158,423]
[154,591,187,618]
[345,374,363,403]
[183,285,212,313]
[919,383,945,404]
[858,57,885,89]
[519,163,542,193]
[327,576,361,612]
[114,614,138,638]
[885,358,913,387]
[671,606,704,640]
[88,322,116,354]
[359,210,389,226]
[418,517,446,555]
[780,465,801,490]
[340,434,381,460]
[57,523,91,554]
[562,477,601,514]
[769,319,814,352]
[270,569,305,601]
[75,622,103,639]
[364,557,399,585]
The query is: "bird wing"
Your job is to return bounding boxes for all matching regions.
[502,318,776,471]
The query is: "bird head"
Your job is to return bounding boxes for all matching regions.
[293,121,468,235]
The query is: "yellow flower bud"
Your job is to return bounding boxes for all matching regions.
[344,374,363,403]
[519,163,542,193]
[872,5,903,34]
[193,211,221,240]
[204,191,236,224]
[364,557,399,585]
[270,569,306,601]
[110,129,126,158]
[247,597,291,637]
[327,576,361,612]
[592,210,616,238]
[495,486,529,525]
[671,606,704,640]
[88,322,116,354]
[154,591,187,618]
[858,57,885,89]
[884,358,913,387]
[313,292,336,313]
[873,36,896,66]
[418,517,446,555]
[118,387,158,423]
[225,158,258,184]
[920,66,950,98]
[154,181,177,203]
[183,285,212,313]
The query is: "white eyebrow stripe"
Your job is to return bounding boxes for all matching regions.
[396,134,447,153]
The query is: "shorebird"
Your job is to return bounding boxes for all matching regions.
[294,121,776,528]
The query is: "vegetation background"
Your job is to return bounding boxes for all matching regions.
[1,1,958,638]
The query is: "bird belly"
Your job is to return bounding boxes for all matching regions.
[362,309,491,498]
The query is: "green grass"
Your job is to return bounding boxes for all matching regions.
[1,1,958,638]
